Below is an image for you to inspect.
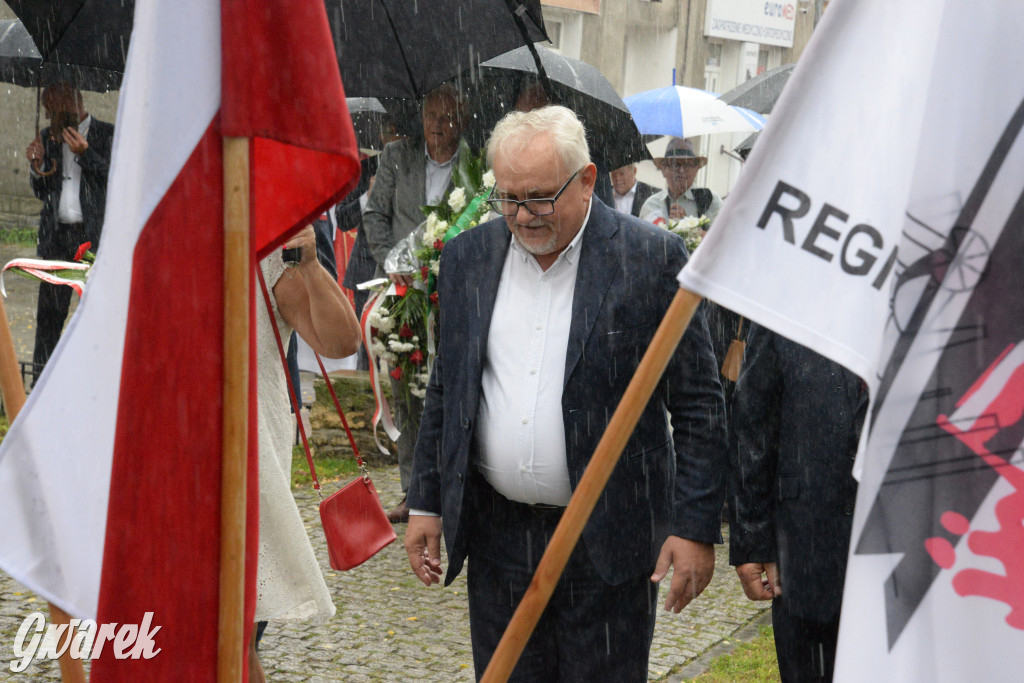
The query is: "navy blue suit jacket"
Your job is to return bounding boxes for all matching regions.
[729,325,866,621]
[408,198,727,586]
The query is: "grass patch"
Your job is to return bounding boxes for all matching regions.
[689,625,779,682]
[0,228,38,247]
[290,444,361,488]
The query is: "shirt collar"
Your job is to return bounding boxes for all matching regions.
[612,181,636,200]
[668,187,695,202]
[424,142,458,169]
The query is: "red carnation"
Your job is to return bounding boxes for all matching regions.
[421,265,429,281]
[399,323,414,339]
[429,291,439,305]
[409,349,424,366]
[434,239,445,250]
[390,366,403,380]
[73,242,92,262]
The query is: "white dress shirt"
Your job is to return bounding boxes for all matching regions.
[57,114,91,224]
[424,144,458,205]
[474,201,593,506]
[612,183,636,215]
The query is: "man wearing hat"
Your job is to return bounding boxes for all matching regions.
[640,137,722,227]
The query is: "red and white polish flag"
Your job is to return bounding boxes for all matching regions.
[0,0,359,678]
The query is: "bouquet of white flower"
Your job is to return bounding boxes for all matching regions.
[664,214,711,253]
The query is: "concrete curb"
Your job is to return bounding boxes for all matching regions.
[667,609,773,681]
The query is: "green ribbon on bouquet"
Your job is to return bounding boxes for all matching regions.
[443,192,488,242]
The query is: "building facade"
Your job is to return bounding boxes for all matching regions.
[541,0,821,197]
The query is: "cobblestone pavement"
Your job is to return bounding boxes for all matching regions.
[0,241,768,680]
[0,463,767,682]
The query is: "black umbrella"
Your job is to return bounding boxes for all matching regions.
[326,0,548,99]
[0,19,121,91]
[465,45,650,171]
[5,0,134,81]
[717,63,795,115]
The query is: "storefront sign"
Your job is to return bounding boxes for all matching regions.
[705,0,797,48]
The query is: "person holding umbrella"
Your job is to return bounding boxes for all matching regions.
[24,81,113,380]
[363,82,467,524]
[640,137,722,227]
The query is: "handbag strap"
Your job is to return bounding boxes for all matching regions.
[257,262,370,499]
[257,264,323,499]
[312,350,370,479]
[735,315,745,340]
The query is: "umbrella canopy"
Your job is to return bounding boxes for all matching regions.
[624,85,765,139]
[467,45,649,171]
[5,0,134,79]
[717,63,795,115]
[0,19,122,91]
[326,0,547,99]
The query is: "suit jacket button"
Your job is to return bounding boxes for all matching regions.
[457,473,464,483]
[843,504,854,516]
[462,417,471,430]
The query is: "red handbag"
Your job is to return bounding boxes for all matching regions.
[259,266,396,571]
[312,354,396,570]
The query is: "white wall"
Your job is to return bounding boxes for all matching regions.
[621,25,678,97]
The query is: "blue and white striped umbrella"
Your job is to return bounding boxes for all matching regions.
[624,85,766,138]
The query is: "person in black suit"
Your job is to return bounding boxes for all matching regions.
[404,106,727,681]
[609,163,656,217]
[25,82,114,380]
[339,155,378,321]
[729,324,867,682]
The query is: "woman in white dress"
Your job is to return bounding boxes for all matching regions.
[251,225,361,682]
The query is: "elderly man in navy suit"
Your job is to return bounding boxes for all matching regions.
[404,106,727,681]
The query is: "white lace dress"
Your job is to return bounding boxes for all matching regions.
[254,251,336,623]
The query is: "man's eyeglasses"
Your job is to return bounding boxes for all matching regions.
[486,168,581,217]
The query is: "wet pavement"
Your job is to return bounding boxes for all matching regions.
[0,237,769,680]
[0,474,769,681]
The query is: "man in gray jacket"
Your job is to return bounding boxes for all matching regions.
[363,83,465,522]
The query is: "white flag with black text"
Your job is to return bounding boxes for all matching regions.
[678,0,1024,680]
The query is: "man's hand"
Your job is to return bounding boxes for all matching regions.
[405,515,443,586]
[26,136,43,165]
[62,127,89,155]
[650,536,715,613]
[668,203,686,220]
[389,272,414,287]
[735,562,780,601]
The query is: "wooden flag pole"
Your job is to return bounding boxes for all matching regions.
[0,297,84,683]
[480,287,704,683]
[218,136,250,682]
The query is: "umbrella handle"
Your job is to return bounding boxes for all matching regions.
[30,82,57,177]
[31,158,58,178]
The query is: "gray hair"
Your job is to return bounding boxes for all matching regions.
[486,105,591,175]
[423,82,465,114]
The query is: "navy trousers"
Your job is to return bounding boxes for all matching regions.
[466,472,657,682]
[772,597,841,682]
